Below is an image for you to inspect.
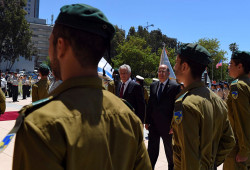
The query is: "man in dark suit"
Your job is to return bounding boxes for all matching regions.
[116,64,145,123]
[145,64,181,170]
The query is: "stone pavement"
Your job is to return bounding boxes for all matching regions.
[0,95,223,170]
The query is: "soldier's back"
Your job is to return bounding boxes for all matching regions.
[13,77,151,170]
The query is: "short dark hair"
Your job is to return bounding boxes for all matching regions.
[232,59,250,74]
[39,67,49,76]
[52,24,108,67]
[179,54,207,79]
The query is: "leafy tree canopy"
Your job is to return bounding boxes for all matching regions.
[0,0,36,70]
[197,38,227,82]
[112,36,159,78]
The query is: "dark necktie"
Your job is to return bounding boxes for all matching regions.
[158,83,163,101]
[119,83,125,98]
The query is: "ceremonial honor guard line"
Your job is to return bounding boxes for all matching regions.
[0,97,223,170]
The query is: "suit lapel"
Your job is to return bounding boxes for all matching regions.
[153,82,159,96]
[159,79,170,100]
[123,81,134,98]
[116,82,122,96]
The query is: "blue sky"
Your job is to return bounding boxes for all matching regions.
[39,0,250,61]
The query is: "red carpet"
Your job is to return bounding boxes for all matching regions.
[0,111,19,121]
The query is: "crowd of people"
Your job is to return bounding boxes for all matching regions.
[0,3,249,170]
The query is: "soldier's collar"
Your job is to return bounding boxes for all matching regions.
[49,76,103,97]
[176,81,205,99]
[237,74,249,81]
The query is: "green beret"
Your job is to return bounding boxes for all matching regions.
[177,43,212,65]
[39,64,50,76]
[231,51,250,62]
[113,68,119,74]
[39,64,50,70]
[55,4,116,40]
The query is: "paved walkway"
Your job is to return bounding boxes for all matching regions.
[0,95,223,170]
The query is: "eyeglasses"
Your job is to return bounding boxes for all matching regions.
[157,71,167,73]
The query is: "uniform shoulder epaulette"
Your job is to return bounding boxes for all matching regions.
[0,96,54,153]
[176,91,189,101]
[231,79,238,85]
[174,91,189,125]
[20,96,54,117]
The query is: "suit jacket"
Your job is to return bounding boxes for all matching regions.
[116,81,146,123]
[146,79,181,136]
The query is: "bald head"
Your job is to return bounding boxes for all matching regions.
[158,65,170,83]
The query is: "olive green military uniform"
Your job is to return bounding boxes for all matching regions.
[0,89,6,115]
[107,80,115,94]
[32,79,50,102]
[223,88,229,101]
[13,77,151,170]
[172,81,235,170]
[223,75,250,170]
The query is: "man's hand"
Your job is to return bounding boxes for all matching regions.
[145,124,149,130]
[236,153,248,162]
[169,128,173,134]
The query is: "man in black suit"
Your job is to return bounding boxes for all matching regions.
[145,64,181,170]
[116,64,145,123]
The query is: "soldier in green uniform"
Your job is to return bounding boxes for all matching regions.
[172,43,235,170]
[107,68,120,94]
[32,64,50,102]
[0,88,6,115]
[223,51,250,170]
[136,75,149,104]
[12,4,151,170]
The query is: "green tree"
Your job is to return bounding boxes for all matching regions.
[197,38,227,82]
[137,25,149,40]
[109,25,125,65]
[229,42,239,54]
[126,26,136,41]
[112,36,159,78]
[0,0,36,70]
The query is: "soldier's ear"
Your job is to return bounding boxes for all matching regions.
[56,38,69,60]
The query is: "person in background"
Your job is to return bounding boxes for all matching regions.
[48,71,62,94]
[0,88,6,115]
[223,81,229,101]
[11,72,19,102]
[32,64,50,102]
[152,78,159,82]
[22,75,29,100]
[224,51,250,170]
[13,4,151,170]
[136,75,149,105]
[216,82,225,100]
[145,64,181,170]
[27,76,32,97]
[107,68,120,94]
[7,72,13,98]
[172,43,235,170]
[1,73,7,96]
[117,64,146,123]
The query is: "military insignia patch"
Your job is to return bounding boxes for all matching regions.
[174,111,183,124]
[0,133,14,152]
[232,91,238,99]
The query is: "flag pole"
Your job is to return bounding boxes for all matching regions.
[221,60,223,80]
